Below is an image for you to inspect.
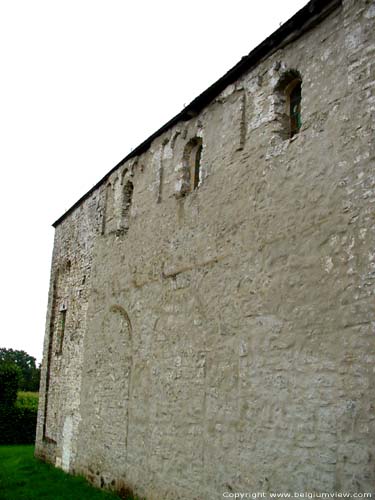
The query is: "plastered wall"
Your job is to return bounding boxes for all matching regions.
[36,1,375,498]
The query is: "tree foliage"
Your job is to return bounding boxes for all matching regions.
[0,348,40,392]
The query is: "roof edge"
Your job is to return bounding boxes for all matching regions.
[53,0,342,228]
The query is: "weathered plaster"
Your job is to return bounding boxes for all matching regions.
[36,1,375,498]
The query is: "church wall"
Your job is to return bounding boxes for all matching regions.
[35,189,104,467]
[36,1,375,497]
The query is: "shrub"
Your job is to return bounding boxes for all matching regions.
[0,363,21,406]
[0,367,38,444]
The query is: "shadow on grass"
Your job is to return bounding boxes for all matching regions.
[0,445,140,500]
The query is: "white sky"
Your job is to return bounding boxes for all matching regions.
[0,0,307,364]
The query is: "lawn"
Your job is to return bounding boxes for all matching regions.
[0,445,134,500]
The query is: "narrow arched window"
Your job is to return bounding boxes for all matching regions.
[274,69,302,140]
[181,137,203,196]
[288,80,302,137]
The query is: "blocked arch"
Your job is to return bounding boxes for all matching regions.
[76,303,134,484]
[121,180,134,231]
[109,304,133,338]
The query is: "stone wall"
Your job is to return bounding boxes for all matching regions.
[36,1,375,498]
[35,190,104,467]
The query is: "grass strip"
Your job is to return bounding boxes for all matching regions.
[0,445,124,500]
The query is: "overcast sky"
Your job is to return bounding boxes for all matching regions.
[0,0,307,364]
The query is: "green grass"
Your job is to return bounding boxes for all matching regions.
[15,392,39,411]
[0,445,129,500]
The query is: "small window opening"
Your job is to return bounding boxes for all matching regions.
[274,69,302,140]
[181,137,203,195]
[288,80,302,137]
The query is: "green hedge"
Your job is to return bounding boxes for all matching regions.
[0,365,38,444]
[0,404,37,444]
[0,364,21,406]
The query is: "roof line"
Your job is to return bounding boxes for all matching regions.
[53,0,341,228]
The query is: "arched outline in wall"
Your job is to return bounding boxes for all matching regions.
[109,304,133,338]
[119,167,136,232]
[170,129,181,149]
[108,304,133,465]
[121,180,134,231]
[274,69,302,139]
[129,159,137,178]
[181,137,203,195]
[120,167,129,185]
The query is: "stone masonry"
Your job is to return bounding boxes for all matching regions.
[36,1,375,498]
